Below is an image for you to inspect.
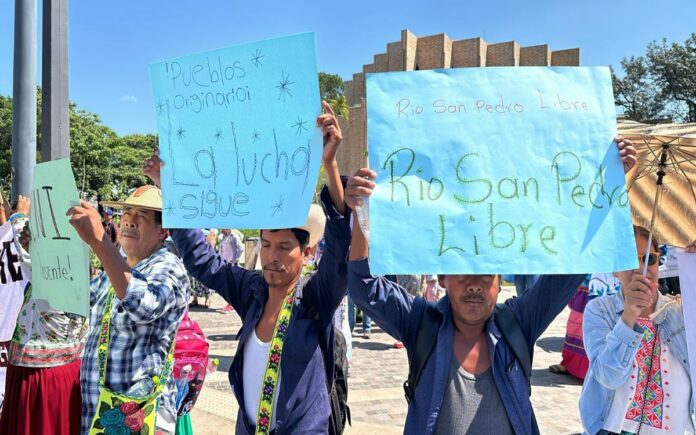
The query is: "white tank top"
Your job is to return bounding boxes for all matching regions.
[243,328,281,430]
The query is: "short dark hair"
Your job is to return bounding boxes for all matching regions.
[154,211,162,226]
[260,228,310,249]
[634,225,659,251]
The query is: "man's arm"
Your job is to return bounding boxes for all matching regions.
[347,213,419,345]
[505,274,586,346]
[583,297,642,389]
[302,183,352,313]
[171,228,262,317]
[117,254,189,324]
[300,101,351,316]
[345,170,419,345]
[68,200,133,300]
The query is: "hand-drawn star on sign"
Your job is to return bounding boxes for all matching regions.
[292,117,308,135]
[252,130,261,143]
[176,126,186,141]
[165,201,175,217]
[214,128,224,143]
[156,98,166,115]
[251,48,265,68]
[271,196,284,217]
[276,71,294,102]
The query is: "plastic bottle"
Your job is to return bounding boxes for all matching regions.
[354,196,369,241]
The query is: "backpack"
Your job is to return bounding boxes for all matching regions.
[173,311,210,415]
[302,293,351,435]
[403,302,532,404]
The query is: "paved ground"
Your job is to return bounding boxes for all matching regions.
[187,286,584,434]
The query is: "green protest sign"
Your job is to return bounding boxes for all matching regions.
[29,159,90,317]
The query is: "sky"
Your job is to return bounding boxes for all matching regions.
[1,0,694,136]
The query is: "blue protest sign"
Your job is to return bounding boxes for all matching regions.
[366,67,638,275]
[150,33,322,229]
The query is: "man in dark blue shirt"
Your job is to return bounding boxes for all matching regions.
[144,102,352,434]
[344,137,637,435]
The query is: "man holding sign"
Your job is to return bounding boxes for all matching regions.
[144,102,351,434]
[345,135,636,435]
[67,186,190,435]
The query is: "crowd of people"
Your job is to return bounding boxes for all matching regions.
[0,100,694,435]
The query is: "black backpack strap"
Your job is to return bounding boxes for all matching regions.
[494,303,532,395]
[301,287,351,433]
[403,302,441,404]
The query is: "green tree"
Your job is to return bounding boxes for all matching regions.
[318,72,348,117]
[613,33,696,122]
[647,34,696,122]
[0,89,156,201]
[319,72,344,100]
[0,95,13,195]
[612,58,665,123]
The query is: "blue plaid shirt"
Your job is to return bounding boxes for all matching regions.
[80,246,190,434]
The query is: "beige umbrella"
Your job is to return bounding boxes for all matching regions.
[623,128,696,273]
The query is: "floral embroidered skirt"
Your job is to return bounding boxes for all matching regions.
[0,359,82,435]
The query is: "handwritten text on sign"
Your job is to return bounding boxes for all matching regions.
[150,33,322,229]
[0,221,28,411]
[366,67,637,274]
[29,159,90,316]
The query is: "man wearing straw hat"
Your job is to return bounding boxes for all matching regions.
[67,185,190,435]
[143,102,351,434]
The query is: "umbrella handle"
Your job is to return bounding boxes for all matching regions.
[642,149,667,277]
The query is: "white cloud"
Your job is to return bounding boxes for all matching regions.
[120,95,138,103]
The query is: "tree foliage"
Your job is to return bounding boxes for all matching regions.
[613,33,696,123]
[0,89,155,201]
[319,72,348,118]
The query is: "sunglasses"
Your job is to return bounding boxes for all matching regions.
[638,253,659,266]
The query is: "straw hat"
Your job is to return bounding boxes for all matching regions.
[100,185,162,212]
[297,204,326,248]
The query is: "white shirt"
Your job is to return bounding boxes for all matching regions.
[604,340,693,434]
[243,328,281,430]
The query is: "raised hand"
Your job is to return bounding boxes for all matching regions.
[345,168,377,211]
[143,149,164,188]
[66,200,106,247]
[15,195,31,216]
[615,135,637,174]
[621,271,655,327]
[317,101,342,164]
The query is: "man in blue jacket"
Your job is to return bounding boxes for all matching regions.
[144,102,352,434]
[344,137,637,435]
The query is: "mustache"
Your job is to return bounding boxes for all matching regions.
[121,229,139,238]
[263,264,286,272]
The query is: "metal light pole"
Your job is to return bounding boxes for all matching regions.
[11,0,38,200]
[41,0,70,162]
